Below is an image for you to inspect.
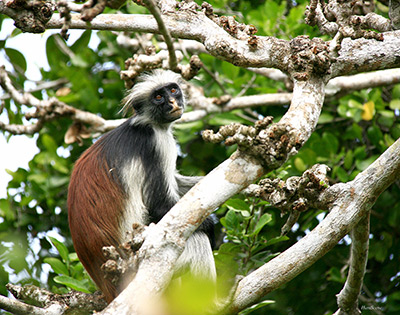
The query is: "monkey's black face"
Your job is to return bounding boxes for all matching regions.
[148,83,184,124]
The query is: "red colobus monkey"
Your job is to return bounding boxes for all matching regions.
[68,70,216,303]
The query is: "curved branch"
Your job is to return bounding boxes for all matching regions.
[44,12,400,76]
[143,0,178,71]
[2,66,399,137]
[46,12,292,71]
[335,212,370,315]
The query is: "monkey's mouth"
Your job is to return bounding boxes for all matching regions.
[169,108,183,120]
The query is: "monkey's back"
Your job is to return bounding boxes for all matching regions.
[68,133,125,302]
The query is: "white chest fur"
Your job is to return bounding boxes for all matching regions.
[118,126,180,240]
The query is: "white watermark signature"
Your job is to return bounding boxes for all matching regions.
[361,305,384,311]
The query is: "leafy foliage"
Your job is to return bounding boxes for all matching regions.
[1,0,400,314]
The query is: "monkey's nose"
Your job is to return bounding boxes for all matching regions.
[169,98,180,112]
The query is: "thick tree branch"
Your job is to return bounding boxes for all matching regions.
[45,11,288,71]
[0,293,61,315]
[100,75,326,314]
[1,2,399,75]
[223,136,400,314]
[43,12,400,76]
[2,66,399,137]
[1,284,106,315]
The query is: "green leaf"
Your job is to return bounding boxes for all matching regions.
[294,157,306,172]
[41,134,58,152]
[266,235,289,246]
[388,203,400,228]
[353,146,367,160]
[239,300,275,314]
[334,166,349,182]
[221,209,240,230]
[208,112,249,126]
[68,252,79,262]
[44,257,69,275]
[377,110,395,128]
[318,112,334,124]
[348,99,363,109]
[225,199,250,212]
[48,176,69,188]
[46,34,69,70]
[391,124,400,139]
[51,160,69,175]
[345,123,363,141]
[389,99,400,110]
[5,48,27,73]
[322,132,339,155]
[54,275,92,293]
[0,199,15,221]
[327,267,346,283]
[384,133,395,147]
[367,125,384,148]
[70,30,92,53]
[48,237,70,264]
[27,173,48,185]
[249,213,272,237]
[343,150,354,170]
[71,54,89,68]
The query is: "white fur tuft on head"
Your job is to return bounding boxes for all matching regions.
[122,69,183,115]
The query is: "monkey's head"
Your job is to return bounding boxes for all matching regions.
[123,70,185,125]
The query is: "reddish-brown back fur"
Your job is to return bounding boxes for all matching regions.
[68,140,125,303]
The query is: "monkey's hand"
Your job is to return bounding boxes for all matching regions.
[101,223,154,286]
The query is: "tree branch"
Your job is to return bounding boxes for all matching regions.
[0,293,61,315]
[43,11,400,76]
[335,212,370,315]
[2,65,399,138]
[0,66,114,137]
[142,0,178,71]
[100,74,326,314]
[223,136,400,314]
[1,283,107,315]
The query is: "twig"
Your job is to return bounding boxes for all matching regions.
[0,66,109,137]
[142,0,178,71]
[0,78,68,100]
[57,0,72,40]
[335,212,370,315]
[81,0,107,22]
[201,63,228,94]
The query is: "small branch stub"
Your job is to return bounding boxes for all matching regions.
[203,117,302,171]
[289,36,331,81]
[102,223,148,290]
[5,0,54,33]
[247,164,331,235]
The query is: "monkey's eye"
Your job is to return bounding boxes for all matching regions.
[155,94,163,101]
[171,88,177,94]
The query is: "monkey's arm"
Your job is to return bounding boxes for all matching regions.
[175,173,203,196]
